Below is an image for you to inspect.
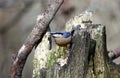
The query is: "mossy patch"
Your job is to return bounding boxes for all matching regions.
[46,46,69,68]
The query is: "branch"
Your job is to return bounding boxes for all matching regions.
[108,46,120,60]
[10,0,64,78]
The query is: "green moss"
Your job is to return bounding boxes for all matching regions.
[46,50,57,68]
[46,46,69,68]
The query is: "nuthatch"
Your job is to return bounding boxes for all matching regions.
[50,30,74,47]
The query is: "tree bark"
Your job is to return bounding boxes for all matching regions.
[32,24,120,78]
[10,0,64,78]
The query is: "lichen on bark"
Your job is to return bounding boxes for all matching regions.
[32,32,70,78]
[46,46,69,68]
[32,10,120,78]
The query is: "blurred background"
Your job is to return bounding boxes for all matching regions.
[0,0,120,78]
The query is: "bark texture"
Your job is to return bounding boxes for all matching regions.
[32,24,120,78]
[10,0,64,78]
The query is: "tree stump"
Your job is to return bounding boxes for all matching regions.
[32,24,120,78]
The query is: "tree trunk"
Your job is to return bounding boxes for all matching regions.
[33,24,120,78]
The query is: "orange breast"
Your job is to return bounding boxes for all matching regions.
[54,36,71,47]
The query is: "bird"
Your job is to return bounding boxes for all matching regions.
[50,30,74,47]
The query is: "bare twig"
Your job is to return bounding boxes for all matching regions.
[108,46,120,60]
[10,0,64,78]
